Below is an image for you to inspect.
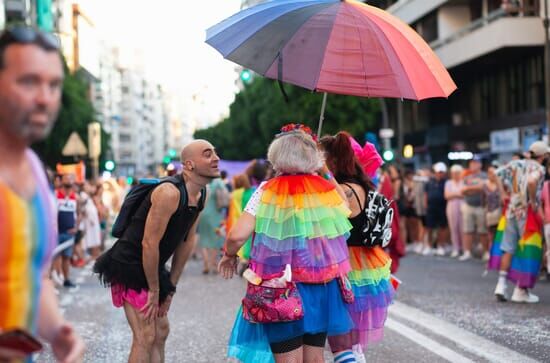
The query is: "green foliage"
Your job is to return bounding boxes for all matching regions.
[194,77,380,160]
[33,67,110,170]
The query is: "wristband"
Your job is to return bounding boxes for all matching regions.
[224,251,237,258]
[323,172,333,180]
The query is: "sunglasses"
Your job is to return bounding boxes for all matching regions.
[0,26,60,50]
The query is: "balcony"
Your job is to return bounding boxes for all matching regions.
[387,0,449,24]
[430,8,545,69]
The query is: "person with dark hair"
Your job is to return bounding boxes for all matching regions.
[0,26,85,362]
[320,131,394,363]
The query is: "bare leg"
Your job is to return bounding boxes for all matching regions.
[61,256,71,281]
[437,227,449,248]
[500,252,513,272]
[274,346,303,363]
[201,247,209,273]
[303,345,325,363]
[480,233,489,254]
[463,233,473,254]
[151,317,170,363]
[123,302,156,363]
[209,248,218,272]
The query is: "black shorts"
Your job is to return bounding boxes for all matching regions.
[425,211,447,228]
[270,333,327,354]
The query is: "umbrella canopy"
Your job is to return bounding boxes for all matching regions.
[206,0,456,101]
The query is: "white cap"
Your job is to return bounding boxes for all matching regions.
[528,141,550,157]
[433,162,447,173]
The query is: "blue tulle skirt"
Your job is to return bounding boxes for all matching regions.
[228,279,354,363]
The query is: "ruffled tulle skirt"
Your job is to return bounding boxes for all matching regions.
[328,246,394,352]
[228,279,354,363]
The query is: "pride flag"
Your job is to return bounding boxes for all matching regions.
[487,208,543,288]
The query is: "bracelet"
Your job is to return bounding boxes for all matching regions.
[224,251,237,258]
[150,288,160,293]
[323,171,333,180]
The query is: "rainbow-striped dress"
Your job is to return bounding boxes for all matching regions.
[228,175,354,362]
[0,150,56,335]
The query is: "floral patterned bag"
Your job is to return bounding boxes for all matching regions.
[242,282,304,323]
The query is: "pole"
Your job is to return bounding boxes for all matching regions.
[544,0,550,139]
[397,99,404,161]
[317,92,328,138]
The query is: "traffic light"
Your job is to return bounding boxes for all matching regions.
[240,69,252,84]
[127,177,134,185]
[168,149,177,158]
[104,160,115,171]
[163,156,171,164]
[383,150,394,162]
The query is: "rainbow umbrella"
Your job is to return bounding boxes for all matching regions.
[206,0,456,135]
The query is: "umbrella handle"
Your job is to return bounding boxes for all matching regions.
[317,92,328,138]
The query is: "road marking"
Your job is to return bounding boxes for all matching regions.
[386,318,474,363]
[389,301,539,363]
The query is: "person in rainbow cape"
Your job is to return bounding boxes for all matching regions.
[490,140,548,303]
[320,132,395,363]
[218,124,358,363]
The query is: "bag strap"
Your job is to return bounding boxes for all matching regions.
[343,182,364,211]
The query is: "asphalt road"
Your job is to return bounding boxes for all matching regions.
[38,252,550,363]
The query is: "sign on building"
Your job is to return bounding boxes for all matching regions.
[490,128,519,153]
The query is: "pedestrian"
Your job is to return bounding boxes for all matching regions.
[412,169,429,253]
[485,164,502,258]
[403,170,419,247]
[54,173,79,288]
[445,165,464,258]
[0,25,84,362]
[493,141,548,303]
[81,180,102,260]
[542,163,550,281]
[198,177,227,274]
[93,140,218,362]
[423,162,449,256]
[460,157,489,261]
[320,131,394,363]
[219,124,354,363]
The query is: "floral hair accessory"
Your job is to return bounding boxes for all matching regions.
[277,123,318,142]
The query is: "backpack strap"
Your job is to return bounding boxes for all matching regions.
[198,187,207,211]
[342,182,364,211]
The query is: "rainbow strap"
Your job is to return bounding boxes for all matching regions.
[488,208,543,288]
[250,175,352,282]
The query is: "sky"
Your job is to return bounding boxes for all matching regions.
[81,0,243,126]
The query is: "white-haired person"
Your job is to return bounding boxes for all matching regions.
[445,165,464,258]
[219,124,356,363]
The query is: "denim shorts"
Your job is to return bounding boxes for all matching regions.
[501,217,527,254]
[58,232,75,258]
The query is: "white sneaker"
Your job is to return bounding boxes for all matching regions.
[458,251,472,261]
[51,271,64,287]
[482,251,490,262]
[352,345,367,363]
[450,250,460,258]
[511,287,539,303]
[435,247,446,256]
[413,243,424,254]
[422,246,432,256]
[494,281,508,302]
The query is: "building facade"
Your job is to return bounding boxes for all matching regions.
[383,0,545,165]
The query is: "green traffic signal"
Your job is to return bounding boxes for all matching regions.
[240,69,252,84]
[104,160,115,171]
[168,149,177,158]
[163,156,171,164]
[383,150,394,162]
[127,177,134,185]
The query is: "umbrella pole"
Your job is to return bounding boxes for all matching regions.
[317,92,328,138]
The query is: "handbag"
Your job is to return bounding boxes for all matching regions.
[242,281,304,323]
[337,275,355,304]
[486,208,502,227]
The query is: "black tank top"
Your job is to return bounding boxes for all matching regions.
[110,177,205,266]
[342,179,369,247]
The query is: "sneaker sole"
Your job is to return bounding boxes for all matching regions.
[495,293,507,302]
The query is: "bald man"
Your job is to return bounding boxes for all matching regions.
[94,140,220,363]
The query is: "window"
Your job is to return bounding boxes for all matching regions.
[419,11,438,43]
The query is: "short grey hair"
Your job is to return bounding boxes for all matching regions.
[267,131,323,174]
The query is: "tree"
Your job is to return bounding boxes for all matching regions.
[33,65,110,172]
[194,77,380,160]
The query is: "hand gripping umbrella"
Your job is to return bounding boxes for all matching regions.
[206,0,457,137]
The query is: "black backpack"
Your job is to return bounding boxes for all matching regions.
[112,175,206,238]
[343,183,394,248]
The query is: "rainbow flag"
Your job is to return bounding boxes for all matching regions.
[226,187,255,260]
[487,208,543,288]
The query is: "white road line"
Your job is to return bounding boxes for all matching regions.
[386,318,474,363]
[389,301,539,363]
